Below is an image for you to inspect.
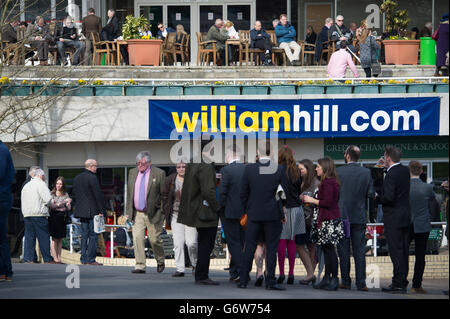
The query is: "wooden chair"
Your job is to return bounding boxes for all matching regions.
[183,34,190,64]
[238,30,264,66]
[163,32,185,65]
[267,30,286,66]
[298,40,316,65]
[317,38,334,65]
[50,44,75,65]
[91,32,116,65]
[196,32,217,66]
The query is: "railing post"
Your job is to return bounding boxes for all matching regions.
[374,227,377,257]
[111,227,114,259]
[70,224,73,254]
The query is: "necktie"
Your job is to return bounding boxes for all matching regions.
[138,171,147,210]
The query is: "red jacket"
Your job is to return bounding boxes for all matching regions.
[317,178,341,228]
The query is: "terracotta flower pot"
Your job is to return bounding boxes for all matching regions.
[127,39,163,66]
[382,40,420,65]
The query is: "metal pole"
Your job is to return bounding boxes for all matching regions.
[111,227,114,259]
[373,227,377,257]
[70,224,73,254]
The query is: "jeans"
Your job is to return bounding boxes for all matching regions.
[337,224,367,288]
[57,40,84,65]
[24,217,53,263]
[80,217,98,264]
[0,199,13,277]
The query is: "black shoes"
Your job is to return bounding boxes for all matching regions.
[237,283,247,289]
[266,284,286,291]
[172,272,184,277]
[229,276,240,283]
[339,283,351,290]
[157,263,165,273]
[324,277,339,291]
[254,275,264,287]
[287,275,295,285]
[318,276,330,289]
[382,285,407,294]
[299,275,317,285]
[131,269,146,274]
[195,278,220,285]
[277,274,285,284]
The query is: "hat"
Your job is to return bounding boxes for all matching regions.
[441,13,449,22]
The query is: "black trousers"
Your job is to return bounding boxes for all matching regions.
[220,214,245,279]
[409,227,429,288]
[322,243,338,278]
[253,38,272,62]
[337,223,367,288]
[240,219,282,287]
[195,227,217,281]
[385,225,410,288]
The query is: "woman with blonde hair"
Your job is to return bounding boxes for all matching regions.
[175,24,187,44]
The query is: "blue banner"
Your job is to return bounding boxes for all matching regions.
[148,97,440,139]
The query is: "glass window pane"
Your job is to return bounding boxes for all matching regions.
[140,6,163,37]
[200,5,223,33]
[256,0,286,30]
[168,5,190,33]
[227,5,250,31]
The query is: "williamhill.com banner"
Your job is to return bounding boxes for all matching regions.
[148,97,440,140]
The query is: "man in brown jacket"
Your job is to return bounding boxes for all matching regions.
[81,8,101,65]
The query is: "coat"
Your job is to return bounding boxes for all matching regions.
[218,161,246,219]
[72,169,106,219]
[126,166,166,225]
[1,23,17,43]
[317,178,341,228]
[240,160,286,222]
[409,178,435,233]
[436,21,449,67]
[206,25,229,51]
[162,172,178,227]
[337,163,374,224]
[359,35,379,68]
[25,23,52,43]
[82,14,102,40]
[380,164,411,229]
[275,22,296,44]
[250,28,270,48]
[178,163,219,228]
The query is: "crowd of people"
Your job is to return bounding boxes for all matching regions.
[0,139,448,295]
[2,10,448,73]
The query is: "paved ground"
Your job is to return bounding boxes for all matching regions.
[0,263,448,300]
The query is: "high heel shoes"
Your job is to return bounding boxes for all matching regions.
[255,275,264,287]
[277,274,285,284]
[299,275,317,285]
[287,275,295,285]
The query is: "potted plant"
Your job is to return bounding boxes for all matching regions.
[381,0,419,65]
[269,82,297,95]
[296,80,325,94]
[379,79,407,93]
[122,15,163,66]
[93,80,123,96]
[66,79,94,96]
[325,79,354,94]
[213,81,241,95]
[353,80,379,94]
[241,81,269,95]
[405,79,434,93]
[154,82,184,96]
[124,79,154,96]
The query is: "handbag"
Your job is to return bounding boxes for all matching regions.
[432,26,440,41]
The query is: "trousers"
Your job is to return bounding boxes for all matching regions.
[171,212,198,273]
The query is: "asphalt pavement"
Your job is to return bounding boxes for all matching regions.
[0,263,448,300]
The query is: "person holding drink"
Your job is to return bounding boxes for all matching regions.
[297,159,320,285]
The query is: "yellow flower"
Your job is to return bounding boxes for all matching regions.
[441,78,449,84]
[93,80,105,86]
[112,81,124,85]
[77,79,87,85]
[344,80,352,85]
[22,80,29,85]
[125,79,137,85]
[0,76,11,84]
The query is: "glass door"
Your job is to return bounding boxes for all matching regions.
[140,6,163,37]
[227,5,251,31]
[200,5,223,33]
[168,5,191,33]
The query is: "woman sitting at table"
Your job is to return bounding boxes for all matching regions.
[224,21,239,65]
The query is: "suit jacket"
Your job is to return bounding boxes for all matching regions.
[1,24,17,43]
[102,15,118,40]
[380,164,411,229]
[206,25,229,51]
[157,27,175,40]
[126,166,165,224]
[410,178,435,233]
[240,160,285,222]
[337,163,374,224]
[82,14,102,39]
[72,169,105,218]
[25,23,51,43]
[178,163,219,228]
[219,161,246,219]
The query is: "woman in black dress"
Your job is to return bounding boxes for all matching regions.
[49,176,71,263]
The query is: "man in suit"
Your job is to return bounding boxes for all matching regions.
[156,22,176,41]
[238,140,286,290]
[206,19,229,65]
[101,9,118,41]
[25,16,52,65]
[408,161,435,294]
[81,7,101,65]
[250,20,273,66]
[336,145,374,291]
[218,145,246,283]
[126,151,166,274]
[380,146,411,293]
[315,17,333,64]
[178,139,220,285]
[72,159,105,265]
[1,20,21,64]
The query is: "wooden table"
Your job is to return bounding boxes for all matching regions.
[225,39,242,66]
[115,40,128,66]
